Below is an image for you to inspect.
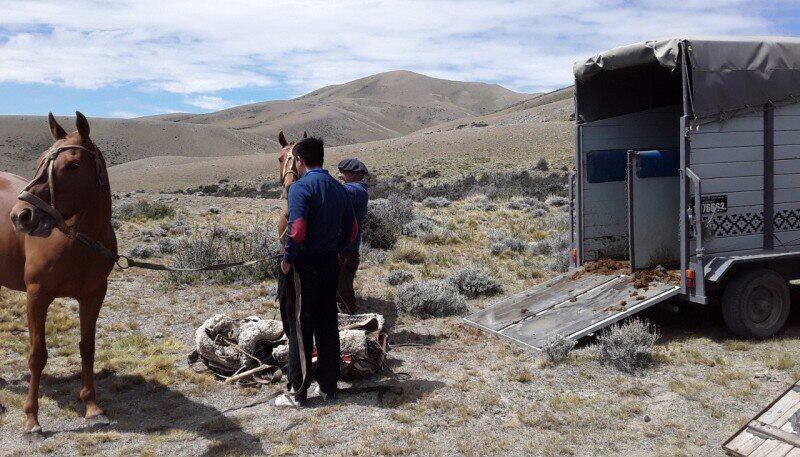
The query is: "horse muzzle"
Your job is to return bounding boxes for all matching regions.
[10,203,56,237]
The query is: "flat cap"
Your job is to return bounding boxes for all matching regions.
[337,157,368,174]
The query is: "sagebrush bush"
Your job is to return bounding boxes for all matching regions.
[545,195,570,208]
[114,199,175,221]
[487,229,526,256]
[527,240,552,256]
[364,196,414,249]
[169,222,280,285]
[422,196,451,208]
[448,266,502,298]
[597,319,660,374]
[402,217,438,238]
[421,227,459,245]
[386,269,415,286]
[541,334,576,366]
[361,245,390,266]
[535,158,550,171]
[395,280,467,318]
[129,244,157,259]
[462,195,497,212]
[157,237,178,254]
[507,196,548,213]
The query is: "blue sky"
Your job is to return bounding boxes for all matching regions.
[0,0,798,118]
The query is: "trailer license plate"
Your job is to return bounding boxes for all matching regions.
[701,195,727,214]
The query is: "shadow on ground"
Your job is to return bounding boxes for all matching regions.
[358,295,398,328]
[9,369,263,456]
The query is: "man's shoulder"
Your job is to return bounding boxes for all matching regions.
[344,181,368,194]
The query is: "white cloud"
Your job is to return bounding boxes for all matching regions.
[0,0,783,96]
[182,95,235,110]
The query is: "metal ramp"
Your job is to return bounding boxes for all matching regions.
[465,271,680,350]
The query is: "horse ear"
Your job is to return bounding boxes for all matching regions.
[278,131,288,147]
[75,111,90,139]
[48,112,67,140]
[303,131,308,139]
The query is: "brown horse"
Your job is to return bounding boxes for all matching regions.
[276,130,306,240]
[1,112,116,434]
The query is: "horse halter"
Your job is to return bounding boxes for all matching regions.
[280,146,299,190]
[18,144,107,238]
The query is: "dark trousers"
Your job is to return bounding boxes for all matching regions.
[336,251,360,313]
[277,253,340,399]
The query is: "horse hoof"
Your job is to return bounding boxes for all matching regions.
[85,414,110,428]
[23,426,44,442]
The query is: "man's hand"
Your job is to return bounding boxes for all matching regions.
[280,260,293,275]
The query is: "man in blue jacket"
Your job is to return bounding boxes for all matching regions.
[336,158,369,313]
[272,137,357,407]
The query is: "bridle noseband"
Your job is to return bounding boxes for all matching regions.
[18,144,107,239]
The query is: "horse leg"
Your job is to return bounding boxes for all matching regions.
[78,284,107,424]
[22,287,53,434]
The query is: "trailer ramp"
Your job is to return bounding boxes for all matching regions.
[465,271,680,350]
[724,381,800,456]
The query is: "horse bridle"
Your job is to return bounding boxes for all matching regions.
[280,146,299,190]
[18,144,107,239]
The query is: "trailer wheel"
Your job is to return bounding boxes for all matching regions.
[722,269,790,338]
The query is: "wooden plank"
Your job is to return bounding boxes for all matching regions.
[748,420,800,448]
[703,176,763,194]
[727,430,766,456]
[776,130,800,146]
[699,115,763,133]
[775,104,800,116]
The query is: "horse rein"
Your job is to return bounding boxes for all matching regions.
[18,144,106,239]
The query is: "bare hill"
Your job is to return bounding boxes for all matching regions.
[109,120,574,192]
[0,115,277,178]
[147,71,531,146]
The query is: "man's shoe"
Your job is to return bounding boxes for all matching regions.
[270,393,305,408]
[311,384,337,402]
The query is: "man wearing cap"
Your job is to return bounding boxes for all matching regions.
[272,137,358,407]
[337,158,369,313]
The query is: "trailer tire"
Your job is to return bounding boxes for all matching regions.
[722,269,790,338]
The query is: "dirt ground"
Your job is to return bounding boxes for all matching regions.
[1,194,799,456]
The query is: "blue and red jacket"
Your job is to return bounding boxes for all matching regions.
[284,168,358,263]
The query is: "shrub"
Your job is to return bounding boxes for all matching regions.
[129,244,157,259]
[422,196,452,208]
[169,222,280,285]
[597,319,660,374]
[535,158,550,172]
[462,195,497,212]
[364,196,414,249]
[487,229,526,256]
[541,334,576,366]
[361,245,390,266]
[530,208,547,218]
[402,217,438,238]
[395,280,467,318]
[421,227,459,245]
[157,237,178,254]
[114,199,175,221]
[507,196,548,213]
[391,242,426,264]
[527,240,552,256]
[545,195,570,208]
[386,269,415,286]
[448,266,502,298]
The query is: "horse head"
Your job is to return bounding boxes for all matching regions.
[10,112,109,237]
[277,130,307,191]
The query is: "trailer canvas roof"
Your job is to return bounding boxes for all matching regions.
[574,37,800,123]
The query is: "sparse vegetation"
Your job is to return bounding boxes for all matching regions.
[395,280,467,317]
[448,266,502,298]
[541,334,577,366]
[386,269,415,286]
[169,223,280,284]
[114,199,175,221]
[422,196,451,208]
[597,319,660,374]
[487,229,526,256]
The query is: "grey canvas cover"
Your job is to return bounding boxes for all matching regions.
[574,37,800,122]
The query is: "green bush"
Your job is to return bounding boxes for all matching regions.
[395,280,467,318]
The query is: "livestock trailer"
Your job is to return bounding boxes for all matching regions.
[467,37,800,349]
